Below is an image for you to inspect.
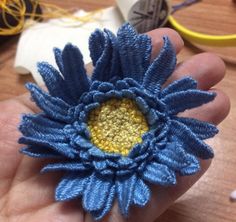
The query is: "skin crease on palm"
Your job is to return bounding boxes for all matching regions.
[0,28,230,222]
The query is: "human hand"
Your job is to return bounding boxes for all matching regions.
[0,28,230,222]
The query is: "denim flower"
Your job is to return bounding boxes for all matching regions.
[19,23,218,220]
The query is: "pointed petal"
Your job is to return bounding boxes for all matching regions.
[20,146,61,158]
[143,36,176,91]
[170,120,214,159]
[41,162,88,173]
[116,174,137,216]
[83,173,112,212]
[179,154,200,175]
[163,90,216,115]
[156,143,190,171]
[117,23,152,83]
[37,62,74,104]
[26,83,72,122]
[19,136,77,158]
[89,29,106,66]
[143,162,176,186]
[91,184,115,220]
[173,116,218,139]
[53,47,64,74]
[91,29,119,82]
[161,77,197,97]
[62,43,90,99]
[56,172,88,201]
[133,179,150,207]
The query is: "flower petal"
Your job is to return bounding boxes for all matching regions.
[41,162,88,173]
[83,173,113,212]
[143,162,176,186]
[53,47,64,74]
[117,23,152,83]
[163,90,216,115]
[173,116,218,140]
[143,36,176,92]
[26,83,72,122]
[170,120,214,159]
[155,143,190,171]
[161,77,197,97]
[179,154,200,175]
[62,43,90,99]
[55,172,88,201]
[91,184,115,220]
[133,179,150,207]
[116,174,137,216]
[20,146,61,158]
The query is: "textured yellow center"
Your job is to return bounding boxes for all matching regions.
[87,98,149,156]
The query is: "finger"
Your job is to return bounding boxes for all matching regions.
[181,89,230,125]
[166,53,226,90]
[147,28,184,59]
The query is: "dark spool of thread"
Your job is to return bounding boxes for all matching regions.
[0,0,42,44]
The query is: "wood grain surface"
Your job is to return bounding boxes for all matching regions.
[0,0,236,221]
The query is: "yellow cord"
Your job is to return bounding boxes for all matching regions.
[0,0,101,35]
[168,15,236,47]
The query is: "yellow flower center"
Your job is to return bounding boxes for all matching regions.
[87,98,149,156]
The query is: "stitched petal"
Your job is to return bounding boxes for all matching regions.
[41,162,88,173]
[161,77,197,97]
[53,47,64,74]
[170,120,214,159]
[143,162,176,185]
[19,137,77,158]
[56,173,88,201]
[156,143,190,170]
[26,83,72,122]
[163,90,216,115]
[62,43,90,99]
[116,174,137,216]
[173,116,218,140]
[83,173,112,212]
[117,23,152,83]
[20,146,61,158]
[91,184,115,220]
[133,179,150,206]
[179,154,200,175]
[143,36,176,92]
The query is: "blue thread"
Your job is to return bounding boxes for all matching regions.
[19,23,218,220]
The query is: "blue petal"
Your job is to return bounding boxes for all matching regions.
[53,47,64,74]
[20,146,61,158]
[117,23,152,83]
[83,173,113,212]
[19,136,77,158]
[135,97,150,114]
[143,36,176,92]
[163,90,216,115]
[155,143,191,170]
[91,29,120,82]
[116,174,137,216]
[173,116,218,140]
[62,43,90,99]
[26,83,72,123]
[89,29,106,66]
[179,154,200,175]
[97,82,114,92]
[41,162,88,173]
[142,162,176,186]
[91,184,115,220]
[56,172,88,201]
[170,120,214,159]
[161,77,197,97]
[133,179,150,207]
[37,62,74,104]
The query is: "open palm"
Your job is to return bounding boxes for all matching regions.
[0,28,230,222]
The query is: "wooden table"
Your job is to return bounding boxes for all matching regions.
[0,1,236,221]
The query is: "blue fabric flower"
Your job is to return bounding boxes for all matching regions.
[19,23,218,220]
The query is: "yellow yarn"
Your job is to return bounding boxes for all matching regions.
[0,0,101,35]
[87,98,149,156]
